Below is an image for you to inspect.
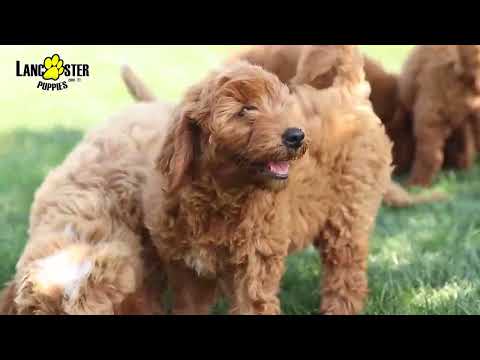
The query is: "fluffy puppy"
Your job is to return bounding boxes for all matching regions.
[397,45,480,187]
[142,60,393,315]
[0,104,170,314]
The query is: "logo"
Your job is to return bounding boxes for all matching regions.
[16,54,90,91]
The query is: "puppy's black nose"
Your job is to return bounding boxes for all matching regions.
[282,128,305,149]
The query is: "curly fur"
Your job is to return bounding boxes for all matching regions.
[0,103,170,314]
[397,45,480,187]
[141,60,393,315]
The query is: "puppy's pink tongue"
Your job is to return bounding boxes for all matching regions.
[267,161,289,175]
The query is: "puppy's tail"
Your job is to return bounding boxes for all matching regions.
[121,65,156,102]
[383,181,448,208]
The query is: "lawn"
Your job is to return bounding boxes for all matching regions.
[1,45,480,315]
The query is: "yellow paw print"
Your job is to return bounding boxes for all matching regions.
[42,54,64,81]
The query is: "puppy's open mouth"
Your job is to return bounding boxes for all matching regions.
[255,160,290,180]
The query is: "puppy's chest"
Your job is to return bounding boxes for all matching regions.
[180,194,287,277]
[287,170,333,251]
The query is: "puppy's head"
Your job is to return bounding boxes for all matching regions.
[158,61,308,191]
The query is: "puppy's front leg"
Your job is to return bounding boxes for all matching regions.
[227,254,285,315]
[408,103,450,187]
[318,222,369,315]
[317,131,391,315]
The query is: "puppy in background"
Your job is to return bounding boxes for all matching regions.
[396,45,480,187]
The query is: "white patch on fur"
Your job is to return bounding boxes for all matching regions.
[35,250,92,299]
[184,253,209,277]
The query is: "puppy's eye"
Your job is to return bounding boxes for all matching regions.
[238,105,258,117]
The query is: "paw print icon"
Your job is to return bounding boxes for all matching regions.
[42,54,65,81]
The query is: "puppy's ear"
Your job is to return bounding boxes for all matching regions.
[156,66,236,191]
[157,84,205,192]
[292,45,339,88]
[156,110,198,192]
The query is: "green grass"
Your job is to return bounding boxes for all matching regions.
[2,45,480,315]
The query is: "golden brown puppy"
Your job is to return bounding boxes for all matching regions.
[142,60,393,315]
[397,45,480,187]
[0,103,169,314]
[365,54,478,178]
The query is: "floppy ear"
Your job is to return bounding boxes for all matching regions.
[292,46,340,88]
[156,110,197,192]
[155,66,234,191]
[156,82,207,192]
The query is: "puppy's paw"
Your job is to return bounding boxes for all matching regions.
[320,295,364,315]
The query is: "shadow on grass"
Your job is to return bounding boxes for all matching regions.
[0,127,83,285]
